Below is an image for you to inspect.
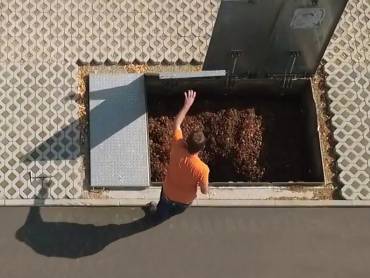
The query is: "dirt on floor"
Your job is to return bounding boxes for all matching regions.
[310,63,338,199]
[148,94,309,183]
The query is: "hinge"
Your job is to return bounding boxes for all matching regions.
[226,49,244,91]
[312,0,319,6]
[281,51,301,89]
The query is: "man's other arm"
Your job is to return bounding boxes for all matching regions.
[199,168,209,194]
[200,183,209,194]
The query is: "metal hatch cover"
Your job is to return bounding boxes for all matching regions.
[89,74,150,188]
[204,0,348,77]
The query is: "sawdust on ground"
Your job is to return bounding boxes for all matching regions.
[310,63,338,199]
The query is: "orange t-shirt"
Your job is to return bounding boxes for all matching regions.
[163,128,209,204]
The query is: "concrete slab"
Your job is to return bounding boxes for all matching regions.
[4,198,370,207]
[3,207,370,277]
[105,186,315,201]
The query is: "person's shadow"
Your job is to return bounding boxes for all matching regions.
[15,205,158,258]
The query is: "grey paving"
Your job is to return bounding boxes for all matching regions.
[0,61,83,199]
[323,0,370,199]
[0,0,219,64]
[1,207,370,278]
[89,74,149,187]
[0,0,369,200]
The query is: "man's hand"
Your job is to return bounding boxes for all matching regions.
[174,89,197,130]
[184,90,196,108]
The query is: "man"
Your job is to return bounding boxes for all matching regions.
[146,90,210,221]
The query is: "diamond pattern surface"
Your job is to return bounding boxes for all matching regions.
[323,0,370,199]
[0,0,368,199]
[0,62,83,199]
[0,0,219,65]
[0,0,221,199]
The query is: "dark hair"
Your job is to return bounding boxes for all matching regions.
[186,130,206,154]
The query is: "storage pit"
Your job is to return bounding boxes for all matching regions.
[146,76,324,185]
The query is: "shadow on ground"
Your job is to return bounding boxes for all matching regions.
[23,76,145,163]
[15,206,157,258]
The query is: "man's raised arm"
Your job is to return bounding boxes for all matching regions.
[174,90,196,131]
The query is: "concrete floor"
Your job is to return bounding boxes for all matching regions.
[0,207,369,278]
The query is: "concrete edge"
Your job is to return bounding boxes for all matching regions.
[104,185,319,200]
[1,199,370,207]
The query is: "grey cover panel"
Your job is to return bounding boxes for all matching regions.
[89,74,149,187]
[204,0,348,76]
[159,70,226,79]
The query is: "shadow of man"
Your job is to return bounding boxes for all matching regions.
[15,206,158,258]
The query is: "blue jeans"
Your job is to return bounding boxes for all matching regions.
[156,190,189,221]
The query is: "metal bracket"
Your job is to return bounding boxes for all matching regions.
[311,0,319,6]
[226,49,244,91]
[282,51,300,89]
[28,172,54,190]
[28,172,55,197]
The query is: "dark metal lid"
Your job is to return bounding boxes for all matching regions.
[204,0,348,77]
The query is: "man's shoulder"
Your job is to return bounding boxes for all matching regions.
[173,128,183,141]
[172,139,187,152]
[193,157,209,174]
[202,162,210,174]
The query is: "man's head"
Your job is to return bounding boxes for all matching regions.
[186,130,206,154]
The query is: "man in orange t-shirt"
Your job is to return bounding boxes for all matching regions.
[146,90,209,221]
